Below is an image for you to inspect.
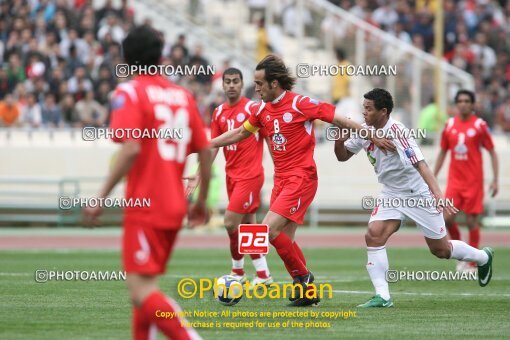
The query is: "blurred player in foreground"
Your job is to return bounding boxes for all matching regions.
[83,26,210,339]
[334,88,494,308]
[186,68,273,286]
[434,89,498,272]
[210,55,395,306]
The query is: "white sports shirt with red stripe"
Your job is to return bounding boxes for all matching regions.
[344,117,428,195]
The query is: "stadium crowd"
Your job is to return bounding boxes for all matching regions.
[325,0,510,130]
[0,0,220,128]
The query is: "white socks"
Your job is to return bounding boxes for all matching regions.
[449,240,489,265]
[366,246,390,300]
[251,256,270,276]
[232,258,244,270]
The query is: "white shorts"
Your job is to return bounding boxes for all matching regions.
[368,190,447,239]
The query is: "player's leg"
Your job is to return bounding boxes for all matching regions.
[241,213,273,285]
[124,226,200,340]
[466,214,481,248]
[424,236,493,287]
[444,186,462,241]
[357,219,400,308]
[281,221,307,268]
[224,209,248,282]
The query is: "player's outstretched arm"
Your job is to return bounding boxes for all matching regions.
[210,125,252,148]
[83,140,141,226]
[331,113,396,153]
[188,147,212,228]
[184,147,219,197]
[334,136,354,162]
[433,149,447,177]
[414,160,458,215]
[488,148,499,197]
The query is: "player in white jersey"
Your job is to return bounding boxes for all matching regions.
[334,88,494,308]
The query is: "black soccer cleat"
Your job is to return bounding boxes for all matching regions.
[289,271,315,302]
[289,296,321,307]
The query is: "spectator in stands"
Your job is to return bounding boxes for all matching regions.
[68,66,93,95]
[0,94,20,127]
[75,90,106,127]
[59,93,79,126]
[188,44,212,85]
[331,48,350,105]
[496,96,510,133]
[19,93,42,128]
[41,93,63,127]
[97,13,124,44]
[372,1,398,31]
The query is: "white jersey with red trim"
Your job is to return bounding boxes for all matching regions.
[344,117,428,195]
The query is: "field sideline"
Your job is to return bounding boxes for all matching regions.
[1,227,509,339]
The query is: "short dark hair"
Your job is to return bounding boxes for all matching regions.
[454,89,475,104]
[363,88,394,114]
[222,67,243,82]
[122,25,163,66]
[255,55,296,91]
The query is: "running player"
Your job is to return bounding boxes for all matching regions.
[434,89,499,272]
[210,55,395,306]
[186,67,273,286]
[334,88,494,308]
[83,26,209,339]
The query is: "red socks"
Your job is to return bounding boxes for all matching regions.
[469,227,480,249]
[228,229,244,261]
[293,242,306,266]
[137,291,197,340]
[447,222,461,240]
[270,233,308,277]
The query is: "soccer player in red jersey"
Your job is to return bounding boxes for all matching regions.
[187,68,273,285]
[210,55,395,306]
[434,89,499,271]
[83,26,210,340]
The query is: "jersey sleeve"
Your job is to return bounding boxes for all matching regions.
[109,85,143,143]
[479,121,495,151]
[295,95,335,123]
[439,125,449,150]
[187,94,209,153]
[344,137,364,154]
[244,103,263,134]
[391,124,424,166]
[210,107,221,139]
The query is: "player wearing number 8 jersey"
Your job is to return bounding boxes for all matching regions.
[210,55,396,307]
[83,26,208,339]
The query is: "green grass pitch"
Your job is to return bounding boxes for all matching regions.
[1,248,509,339]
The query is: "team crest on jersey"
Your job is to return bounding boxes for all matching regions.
[283,112,293,123]
[266,115,271,121]
[221,116,226,123]
[309,98,319,105]
[236,113,246,122]
[111,94,125,110]
[272,133,287,145]
[467,128,476,137]
[404,147,415,159]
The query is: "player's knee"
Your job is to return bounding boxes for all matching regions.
[365,230,385,247]
[430,247,450,259]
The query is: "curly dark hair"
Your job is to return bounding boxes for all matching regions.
[454,89,475,104]
[122,25,163,67]
[363,88,394,114]
[255,55,296,91]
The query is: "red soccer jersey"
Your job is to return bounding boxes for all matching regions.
[210,97,264,180]
[440,114,494,189]
[245,91,335,178]
[110,75,209,229]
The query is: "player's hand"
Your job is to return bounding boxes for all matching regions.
[188,200,208,228]
[372,136,396,154]
[435,195,458,215]
[183,174,200,197]
[489,180,498,197]
[82,206,103,228]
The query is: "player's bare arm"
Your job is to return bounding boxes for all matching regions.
[210,124,252,148]
[82,140,141,225]
[188,147,212,228]
[488,148,499,197]
[433,148,448,177]
[184,147,219,197]
[331,113,396,153]
[414,160,458,215]
[333,134,354,162]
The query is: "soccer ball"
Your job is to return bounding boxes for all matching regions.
[215,275,243,306]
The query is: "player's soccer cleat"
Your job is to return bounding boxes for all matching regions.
[357,294,394,308]
[289,296,321,307]
[250,275,274,287]
[478,247,494,287]
[289,271,315,302]
[229,272,247,284]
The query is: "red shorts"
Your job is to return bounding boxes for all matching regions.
[226,174,263,214]
[122,224,179,275]
[269,175,318,224]
[445,186,484,215]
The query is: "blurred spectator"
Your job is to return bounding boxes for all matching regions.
[418,98,447,144]
[98,14,124,44]
[496,96,510,133]
[256,17,272,62]
[75,90,107,127]
[331,48,350,105]
[41,93,63,127]
[68,66,93,95]
[59,93,79,126]
[19,93,42,128]
[0,94,20,127]
[372,1,398,30]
